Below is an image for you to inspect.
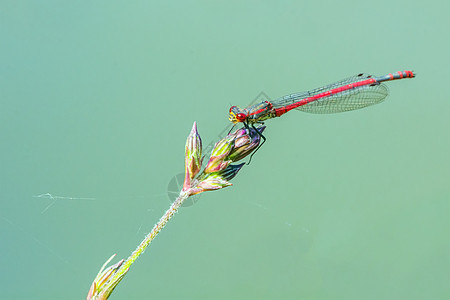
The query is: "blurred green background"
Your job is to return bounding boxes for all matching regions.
[1,1,449,299]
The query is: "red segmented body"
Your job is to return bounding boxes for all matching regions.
[228,70,415,124]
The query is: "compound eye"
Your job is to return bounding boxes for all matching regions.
[236,113,247,122]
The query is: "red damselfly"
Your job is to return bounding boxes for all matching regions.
[229,70,415,161]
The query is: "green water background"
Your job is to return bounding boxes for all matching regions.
[1,1,449,299]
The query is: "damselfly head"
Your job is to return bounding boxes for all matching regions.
[229,106,248,123]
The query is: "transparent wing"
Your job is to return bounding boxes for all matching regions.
[273,73,389,114]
